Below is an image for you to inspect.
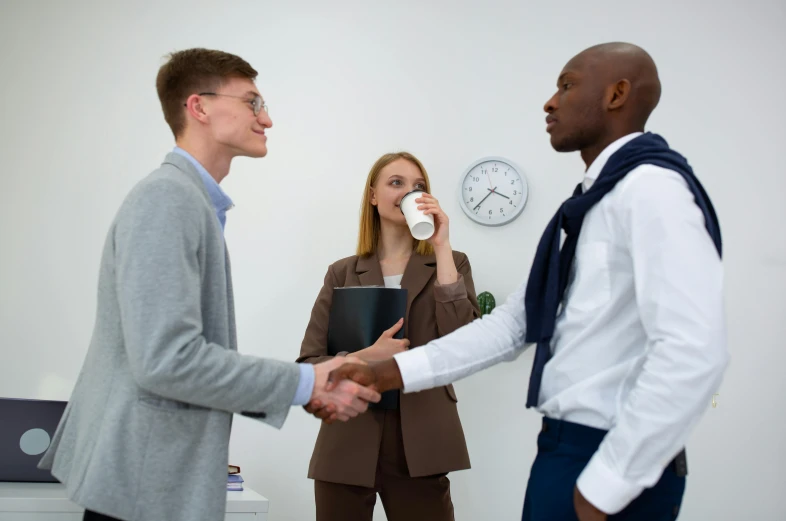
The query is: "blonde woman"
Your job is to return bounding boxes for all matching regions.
[297,152,481,520]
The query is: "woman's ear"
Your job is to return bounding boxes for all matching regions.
[369,187,377,206]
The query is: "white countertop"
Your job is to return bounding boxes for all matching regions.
[0,482,268,514]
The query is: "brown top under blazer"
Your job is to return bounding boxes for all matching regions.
[297,251,481,487]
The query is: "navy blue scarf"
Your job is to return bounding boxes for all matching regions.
[524,133,722,408]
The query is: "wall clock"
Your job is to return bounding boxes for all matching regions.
[458,156,528,226]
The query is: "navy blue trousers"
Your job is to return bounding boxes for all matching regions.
[522,417,686,521]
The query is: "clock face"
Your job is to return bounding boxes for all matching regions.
[458,157,528,226]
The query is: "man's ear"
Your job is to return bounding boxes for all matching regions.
[184,93,210,123]
[607,79,631,111]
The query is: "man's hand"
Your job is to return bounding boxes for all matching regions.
[574,485,607,521]
[346,318,410,363]
[326,358,404,395]
[304,357,381,423]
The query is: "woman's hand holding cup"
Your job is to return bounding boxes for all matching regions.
[415,193,450,249]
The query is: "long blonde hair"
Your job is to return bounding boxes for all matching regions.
[356,152,434,257]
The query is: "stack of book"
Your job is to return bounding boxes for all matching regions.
[227,464,244,491]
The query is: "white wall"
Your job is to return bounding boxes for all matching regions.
[1,1,784,519]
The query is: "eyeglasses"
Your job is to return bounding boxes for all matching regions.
[186,92,268,116]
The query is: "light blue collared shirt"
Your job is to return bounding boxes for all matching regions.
[173,147,234,230]
[172,147,315,406]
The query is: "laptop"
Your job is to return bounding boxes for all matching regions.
[0,397,67,482]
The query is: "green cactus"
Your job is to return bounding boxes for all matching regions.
[477,291,496,316]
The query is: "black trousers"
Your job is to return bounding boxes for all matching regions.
[84,510,124,521]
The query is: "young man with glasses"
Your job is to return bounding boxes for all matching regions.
[37,48,388,521]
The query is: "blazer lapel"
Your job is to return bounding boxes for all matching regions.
[224,244,237,351]
[400,253,436,332]
[356,254,385,287]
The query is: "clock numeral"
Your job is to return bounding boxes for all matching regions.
[513,190,517,195]
[489,210,493,215]
[470,197,474,202]
[511,180,514,185]
[509,200,513,205]
[473,176,480,182]
[468,187,472,192]
[492,167,498,172]
[500,208,504,213]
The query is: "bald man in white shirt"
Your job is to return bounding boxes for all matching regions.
[317,42,728,521]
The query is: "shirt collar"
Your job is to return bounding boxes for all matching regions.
[583,132,643,191]
[172,146,234,215]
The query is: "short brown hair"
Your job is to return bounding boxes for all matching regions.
[356,152,434,258]
[156,48,258,138]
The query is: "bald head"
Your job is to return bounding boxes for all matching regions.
[573,42,661,127]
[544,42,662,161]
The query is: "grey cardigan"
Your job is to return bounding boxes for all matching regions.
[38,153,301,521]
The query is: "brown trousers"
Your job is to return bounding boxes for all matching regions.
[314,408,455,521]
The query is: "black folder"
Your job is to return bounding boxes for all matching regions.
[327,286,407,410]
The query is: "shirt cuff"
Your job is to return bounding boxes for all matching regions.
[291,363,315,406]
[576,452,644,515]
[393,348,436,393]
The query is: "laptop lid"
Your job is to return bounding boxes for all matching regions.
[0,397,67,482]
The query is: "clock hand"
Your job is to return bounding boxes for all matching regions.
[473,187,497,210]
[488,188,510,200]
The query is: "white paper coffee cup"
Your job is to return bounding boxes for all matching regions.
[399,190,434,240]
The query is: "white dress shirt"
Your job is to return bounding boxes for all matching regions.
[393,133,729,514]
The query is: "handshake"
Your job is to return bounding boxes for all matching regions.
[304,319,409,423]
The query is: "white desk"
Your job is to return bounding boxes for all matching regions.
[0,482,269,520]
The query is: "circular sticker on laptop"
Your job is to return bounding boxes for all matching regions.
[19,428,51,456]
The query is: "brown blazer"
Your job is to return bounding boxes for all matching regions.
[297,250,481,487]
